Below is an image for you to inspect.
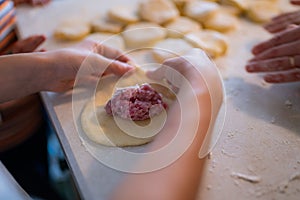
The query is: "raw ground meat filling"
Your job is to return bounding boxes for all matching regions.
[105,83,167,121]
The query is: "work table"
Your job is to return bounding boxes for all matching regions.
[16,0,300,199]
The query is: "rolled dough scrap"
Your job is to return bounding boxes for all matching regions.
[122,22,167,49]
[108,6,139,24]
[85,33,125,51]
[139,0,179,25]
[81,68,174,147]
[152,38,194,63]
[54,21,90,41]
[184,30,228,58]
[90,17,123,34]
[246,1,280,23]
[204,11,238,32]
[165,17,201,38]
[184,1,220,23]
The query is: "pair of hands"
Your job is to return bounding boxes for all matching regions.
[246,0,300,83]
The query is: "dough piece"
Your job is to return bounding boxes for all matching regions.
[246,1,280,23]
[90,17,123,34]
[184,30,228,58]
[152,38,193,63]
[165,17,201,38]
[171,0,193,13]
[184,1,220,23]
[81,68,174,147]
[54,20,90,41]
[139,0,179,25]
[204,11,238,32]
[220,0,248,12]
[86,33,125,51]
[122,22,167,49]
[108,6,139,24]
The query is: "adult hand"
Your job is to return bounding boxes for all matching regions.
[13,0,51,6]
[264,0,300,33]
[246,26,300,83]
[43,39,133,92]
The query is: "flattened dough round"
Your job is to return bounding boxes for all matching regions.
[139,0,179,25]
[91,17,123,34]
[204,11,238,32]
[54,21,90,41]
[81,68,174,147]
[108,6,139,24]
[184,30,228,58]
[86,33,125,51]
[246,1,280,23]
[184,1,219,23]
[165,17,201,38]
[152,38,193,63]
[122,22,167,49]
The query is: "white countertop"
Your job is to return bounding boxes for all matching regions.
[16,0,300,199]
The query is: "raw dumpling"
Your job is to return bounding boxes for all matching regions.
[204,11,238,32]
[90,17,123,34]
[246,1,280,23]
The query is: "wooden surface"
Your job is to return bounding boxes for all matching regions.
[16,0,300,199]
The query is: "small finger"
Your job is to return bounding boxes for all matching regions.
[264,71,300,83]
[246,57,296,72]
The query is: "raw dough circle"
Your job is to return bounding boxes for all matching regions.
[90,17,123,34]
[139,0,179,25]
[184,1,219,23]
[122,22,167,49]
[246,1,280,23]
[165,17,201,38]
[108,6,139,24]
[184,30,228,58]
[204,11,238,32]
[54,21,90,41]
[80,68,174,147]
[152,38,194,63]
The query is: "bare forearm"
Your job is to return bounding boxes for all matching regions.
[111,82,211,200]
[0,53,51,103]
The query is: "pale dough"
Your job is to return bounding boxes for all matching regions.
[54,21,90,41]
[85,33,125,51]
[90,17,123,34]
[184,30,228,58]
[220,0,248,12]
[122,22,167,49]
[108,6,139,24]
[81,68,174,147]
[152,38,194,63]
[246,1,280,23]
[204,11,238,32]
[165,17,201,38]
[139,0,179,25]
[184,1,220,23]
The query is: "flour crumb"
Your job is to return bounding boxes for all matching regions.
[284,100,292,108]
[231,172,261,183]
